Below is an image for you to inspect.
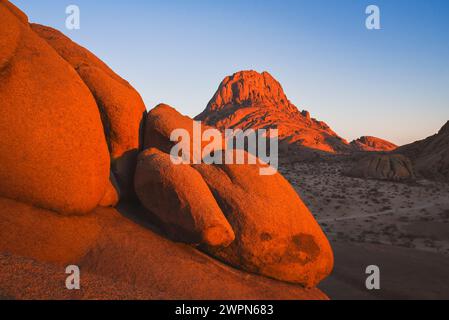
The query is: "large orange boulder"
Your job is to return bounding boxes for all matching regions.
[135,148,234,247]
[0,1,22,74]
[0,2,110,215]
[31,24,147,199]
[194,161,334,287]
[144,104,224,162]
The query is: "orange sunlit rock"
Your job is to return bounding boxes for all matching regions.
[144,104,224,161]
[0,0,28,24]
[31,24,147,199]
[0,197,328,300]
[0,197,102,264]
[99,178,120,208]
[194,159,334,288]
[135,148,235,247]
[0,3,110,215]
[1,0,334,297]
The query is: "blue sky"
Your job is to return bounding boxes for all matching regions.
[12,0,449,145]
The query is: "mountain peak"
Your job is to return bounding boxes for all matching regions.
[201,70,297,116]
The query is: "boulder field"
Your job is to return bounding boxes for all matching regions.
[138,105,334,287]
[0,0,333,298]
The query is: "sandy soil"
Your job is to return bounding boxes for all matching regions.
[280,156,449,299]
[319,242,449,300]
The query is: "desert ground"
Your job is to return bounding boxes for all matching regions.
[280,156,449,299]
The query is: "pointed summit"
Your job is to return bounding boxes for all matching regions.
[196,70,349,153]
[200,70,298,117]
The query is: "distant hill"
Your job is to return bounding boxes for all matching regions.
[397,121,449,182]
[350,136,398,152]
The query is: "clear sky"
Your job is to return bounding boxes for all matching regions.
[12,0,449,145]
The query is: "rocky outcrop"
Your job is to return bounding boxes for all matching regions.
[135,148,234,247]
[346,154,415,181]
[350,136,398,152]
[397,121,449,182]
[31,24,147,199]
[138,105,334,287]
[0,2,110,215]
[0,197,328,300]
[144,103,224,162]
[0,1,334,298]
[196,70,350,154]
